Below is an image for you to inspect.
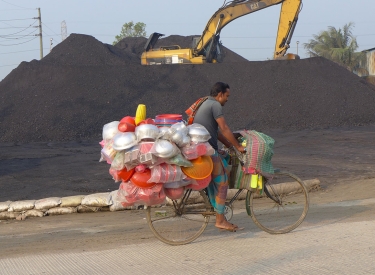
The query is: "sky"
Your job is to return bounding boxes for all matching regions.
[0,0,374,81]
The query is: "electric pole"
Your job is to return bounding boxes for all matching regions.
[34,8,43,59]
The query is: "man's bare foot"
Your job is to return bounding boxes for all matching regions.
[215,213,239,231]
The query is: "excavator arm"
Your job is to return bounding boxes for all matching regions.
[196,0,302,61]
[141,0,302,65]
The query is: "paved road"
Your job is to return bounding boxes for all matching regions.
[1,193,374,275]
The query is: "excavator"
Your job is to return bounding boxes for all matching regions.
[141,0,302,65]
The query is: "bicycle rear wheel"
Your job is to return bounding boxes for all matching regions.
[246,171,309,234]
[146,189,213,245]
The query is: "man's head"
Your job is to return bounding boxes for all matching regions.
[210,82,230,106]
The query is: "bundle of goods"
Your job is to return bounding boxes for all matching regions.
[99,104,215,207]
[228,130,275,191]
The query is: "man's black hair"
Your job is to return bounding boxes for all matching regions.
[210,82,230,97]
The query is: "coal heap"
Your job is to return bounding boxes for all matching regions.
[0,33,374,143]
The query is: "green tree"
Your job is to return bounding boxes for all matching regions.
[303,22,367,75]
[113,21,147,45]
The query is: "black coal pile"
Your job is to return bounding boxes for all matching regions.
[0,33,374,143]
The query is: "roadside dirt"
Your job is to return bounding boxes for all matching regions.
[1,124,374,202]
[0,125,374,258]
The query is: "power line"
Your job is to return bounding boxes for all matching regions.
[0,26,36,29]
[42,22,59,36]
[0,63,19,67]
[0,18,33,22]
[0,48,41,54]
[0,36,37,46]
[0,20,37,38]
[0,28,38,41]
[0,0,34,10]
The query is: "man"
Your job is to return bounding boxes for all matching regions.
[192,82,245,232]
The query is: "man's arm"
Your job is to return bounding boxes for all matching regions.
[216,116,245,153]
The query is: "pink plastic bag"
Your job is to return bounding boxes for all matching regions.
[117,181,139,206]
[117,181,166,206]
[181,142,212,160]
[148,164,186,183]
[109,168,121,182]
[137,183,166,206]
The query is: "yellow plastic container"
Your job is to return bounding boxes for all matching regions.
[135,104,146,125]
[250,174,258,189]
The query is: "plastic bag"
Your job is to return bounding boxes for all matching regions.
[109,168,121,182]
[102,121,120,140]
[109,190,128,211]
[8,200,35,212]
[185,175,212,191]
[110,150,125,170]
[170,122,188,135]
[123,145,140,168]
[204,142,215,156]
[0,201,12,212]
[117,181,139,206]
[34,197,61,210]
[77,205,100,213]
[25,210,45,218]
[117,181,165,207]
[181,142,211,160]
[47,207,77,216]
[163,178,192,189]
[148,164,186,183]
[0,212,20,220]
[60,195,85,207]
[81,192,113,207]
[137,183,166,206]
[187,123,211,143]
[164,187,185,200]
[99,139,116,164]
[165,153,193,167]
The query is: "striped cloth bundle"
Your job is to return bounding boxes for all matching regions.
[240,130,275,175]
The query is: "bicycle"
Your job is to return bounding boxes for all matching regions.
[146,149,309,245]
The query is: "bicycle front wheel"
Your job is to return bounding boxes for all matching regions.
[246,171,309,234]
[146,189,213,245]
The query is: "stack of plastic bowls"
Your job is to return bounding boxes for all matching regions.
[154,114,183,127]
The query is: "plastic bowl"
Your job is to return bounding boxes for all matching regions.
[164,187,185,200]
[112,132,138,151]
[155,114,183,120]
[130,169,157,189]
[181,156,213,179]
[186,175,212,190]
[117,167,135,182]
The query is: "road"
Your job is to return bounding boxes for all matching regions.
[1,183,375,275]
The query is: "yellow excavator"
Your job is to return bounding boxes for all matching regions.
[141,0,302,65]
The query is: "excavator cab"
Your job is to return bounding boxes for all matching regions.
[144,32,164,52]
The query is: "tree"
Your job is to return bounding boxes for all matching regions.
[303,22,367,75]
[113,21,147,45]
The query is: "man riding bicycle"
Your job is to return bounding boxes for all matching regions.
[186,82,245,232]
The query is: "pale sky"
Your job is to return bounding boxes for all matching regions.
[1,0,374,81]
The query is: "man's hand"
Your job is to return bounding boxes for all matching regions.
[235,145,246,153]
[216,117,245,153]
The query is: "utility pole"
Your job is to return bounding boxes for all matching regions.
[34,8,43,59]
